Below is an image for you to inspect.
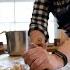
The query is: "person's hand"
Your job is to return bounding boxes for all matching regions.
[24,47,51,70]
[30,30,46,46]
[24,44,64,70]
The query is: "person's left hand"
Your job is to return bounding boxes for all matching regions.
[24,46,52,70]
[24,44,65,70]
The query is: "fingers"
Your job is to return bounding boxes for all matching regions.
[29,43,39,49]
[29,42,47,49]
[30,53,48,70]
[24,47,49,70]
[34,58,49,70]
[25,48,43,65]
[24,47,39,64]
[24,47,46,65]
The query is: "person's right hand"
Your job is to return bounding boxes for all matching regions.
[30,30,46,46]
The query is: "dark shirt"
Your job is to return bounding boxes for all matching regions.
[29,0,70,41]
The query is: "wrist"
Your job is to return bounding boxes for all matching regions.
[52,54,64,69]
[52,49,68,67]
[47,53,64,70]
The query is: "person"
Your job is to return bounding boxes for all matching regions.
[24,0,70,70]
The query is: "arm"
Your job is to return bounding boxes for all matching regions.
[49,38,70,69]
[25,0,70,69]
[58,38,70,63]
[24,31,70,70]
[29,0,50,45]
[45,31,70,70]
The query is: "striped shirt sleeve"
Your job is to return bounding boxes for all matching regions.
[29,0,49,41]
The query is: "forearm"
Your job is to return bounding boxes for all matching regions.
[48,38,70,70]
[45,52,64,70]
[58,38,70,63]
[29,0,49,44]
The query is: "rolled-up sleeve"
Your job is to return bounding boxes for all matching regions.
[29,0,50,41]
